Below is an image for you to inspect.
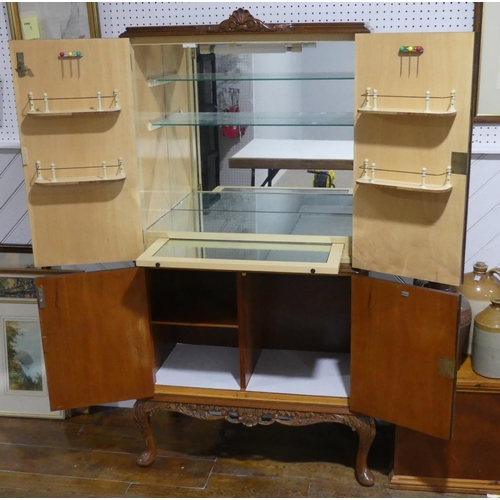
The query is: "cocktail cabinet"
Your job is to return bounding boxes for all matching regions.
[9,11,476,487]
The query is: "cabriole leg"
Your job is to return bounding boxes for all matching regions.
[350,415,376,486]
[134,399,158,467]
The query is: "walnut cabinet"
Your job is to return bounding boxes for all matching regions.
[9,11,476,486]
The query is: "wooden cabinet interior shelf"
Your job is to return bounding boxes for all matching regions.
[148,269,239,326]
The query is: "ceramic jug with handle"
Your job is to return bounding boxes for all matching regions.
[472,298,500,378]
[459,262,500,354]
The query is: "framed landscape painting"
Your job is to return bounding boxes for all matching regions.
[0,278,65,419]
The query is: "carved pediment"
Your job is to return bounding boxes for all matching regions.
[208,8,282,33]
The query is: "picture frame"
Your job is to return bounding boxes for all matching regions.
[0,273,65,418]
[473,2,500,122]
[0,244,34,270]
[7,2,100,40]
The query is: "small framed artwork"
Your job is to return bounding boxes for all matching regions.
[7,2,100,40]
[0,245,34,270]
[0,275,65,418]
[473,2,500,122]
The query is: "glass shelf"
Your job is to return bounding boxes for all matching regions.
[173,190,352,214]
[149,71,354,84]
[154,238,332,263]
[147,189,353,237]
[150,111,354,127]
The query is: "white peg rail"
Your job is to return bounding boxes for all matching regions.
[356,161,452,193]
[35,158,125,185]
[358,89,457,116]
[27,90,121,116]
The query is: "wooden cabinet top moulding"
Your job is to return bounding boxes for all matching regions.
[120,8,369,42]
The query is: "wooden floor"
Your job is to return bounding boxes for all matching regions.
[0,406,471,498]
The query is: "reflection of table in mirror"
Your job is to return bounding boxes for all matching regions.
[229,139,353,186]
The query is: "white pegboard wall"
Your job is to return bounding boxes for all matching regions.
[99,2,474,36]
[0,2,482,147]
[0,3,20,146]
[472,126,500,154]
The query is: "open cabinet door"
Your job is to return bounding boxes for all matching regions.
[9,39,143,267]
[350,276,459,439]
[37,268,154,411]
[352,33,474,286]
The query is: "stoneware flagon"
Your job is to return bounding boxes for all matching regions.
[459,262,500,354]
[472,298,500,378]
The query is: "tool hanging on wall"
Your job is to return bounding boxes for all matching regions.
[219,87,247,139]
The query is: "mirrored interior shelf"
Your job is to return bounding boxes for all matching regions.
[149,112,354,128]
[148,71,354,85]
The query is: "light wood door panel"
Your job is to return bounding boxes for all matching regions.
[353,32,474,285]
[10,39,143,267]
[37,268,154,411]
[350,276,459,439]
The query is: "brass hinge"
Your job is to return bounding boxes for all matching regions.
[37,285,45,309]
[451,152,468,176]
[439,357,456,379]
[15,52,29,77]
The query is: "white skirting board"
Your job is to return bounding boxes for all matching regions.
[155,343,350,397]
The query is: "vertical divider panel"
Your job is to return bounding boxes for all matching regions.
[237,272,263,389]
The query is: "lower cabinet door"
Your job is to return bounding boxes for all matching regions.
[350,275,460,439]
[37,268,155,411]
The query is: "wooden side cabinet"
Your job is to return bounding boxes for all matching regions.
[391,357,500,495]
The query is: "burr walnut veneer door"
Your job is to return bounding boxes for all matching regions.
[9,39,143,267]
[37,268,154,411]
[350,276,459,439]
